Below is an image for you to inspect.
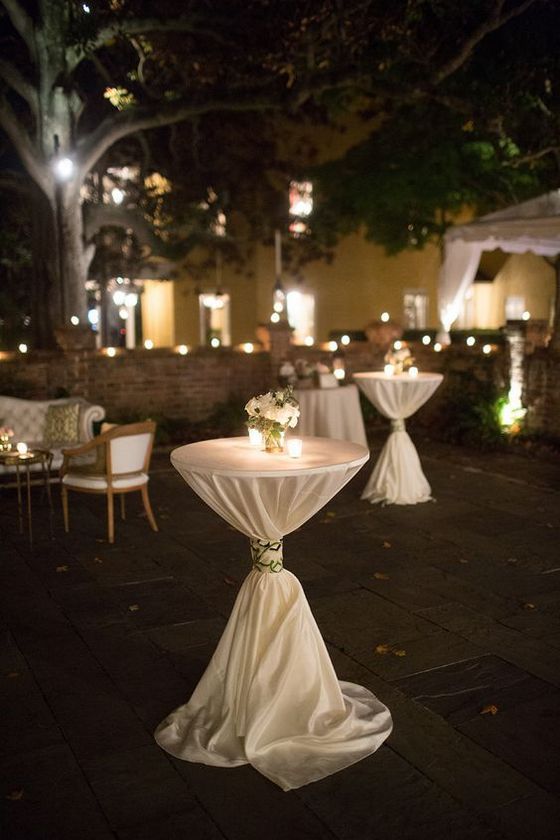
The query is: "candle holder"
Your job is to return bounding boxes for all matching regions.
[287,438,303,458]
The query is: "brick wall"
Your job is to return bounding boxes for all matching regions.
[0,336,520,433]
[0,347,271,421]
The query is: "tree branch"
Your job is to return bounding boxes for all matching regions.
[68,16,229,73]
[76,91,284,175]
[432,0,540,85]
[0,57,37,113]
[0,0,35,55]
[507,145,560,168]
[0,96,52,198]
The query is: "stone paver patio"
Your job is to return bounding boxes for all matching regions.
[1,433,559,840]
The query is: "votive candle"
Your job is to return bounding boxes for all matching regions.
[287,438,303,458]
[408,366,419,378]
[384,364,395,376]
[16,441,28,454]
[248,428,262,446]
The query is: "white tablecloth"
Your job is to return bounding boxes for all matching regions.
[294,385,367,447]
[354,372,443,505]
[155,437,392,791]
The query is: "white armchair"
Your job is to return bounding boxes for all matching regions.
[61,421,158,544]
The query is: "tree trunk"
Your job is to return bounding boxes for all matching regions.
[58,184,89,325]
[30,186,59,348]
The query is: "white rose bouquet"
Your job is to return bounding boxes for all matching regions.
[384,342,414,375]
[245,386,300,452]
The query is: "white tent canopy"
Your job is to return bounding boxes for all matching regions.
[438,190,560,341]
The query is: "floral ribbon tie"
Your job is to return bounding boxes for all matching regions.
[250,538,284,573]
[391,418,406,432]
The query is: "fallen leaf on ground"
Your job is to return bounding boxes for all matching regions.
[523,602,536,610]
[223,577,237,587]
[480,704,499,716]
[159,514,169,520]
[325,512,336,518]
[373,572,390,580]
[6,672,20,679]
[55,565,69,573]
[382,541,392,549]
[458,557,469,564]
[93,557,103,564]
[6,790,24,801]
[128,604,140,612]
[506,557,518,565]
[374,644,391,655]
[95,538,104,543]
[393,649,407,657]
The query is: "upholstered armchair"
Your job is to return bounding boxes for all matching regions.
[60,421,158,544]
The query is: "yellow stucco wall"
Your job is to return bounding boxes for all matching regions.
[470,252,555,328]
[171,267,259,348]
[251,234,441,341]
[141,280,175,347]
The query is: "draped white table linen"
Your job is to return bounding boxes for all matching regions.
[154,437,392,791]
[294,385,368,447]
[354,372,443,505]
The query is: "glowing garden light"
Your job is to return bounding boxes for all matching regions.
[466,335,476,346]
[243,342,254,354]
[422,335,431,345]
[111,187,125,205]
[328,340,338,352]
[433,342,442,353]
[340,334,350,346]
[177,344,188,355]
[144,339,154,349]
[210,337,221,348]
[18,343,28,353]
[483,344,492,355]
[304,336,314,347]
[54,157,74,181]
[393,340,402,350]
[270,312,280,324]
[522,310,531,321]
[380,312,390,323]
[106,347,116,357]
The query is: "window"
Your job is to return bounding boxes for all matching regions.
[403,291,428,329]
[199,293,231,346]
[505,296,525,321]
[287,290,315,344]
[289,180,313,237]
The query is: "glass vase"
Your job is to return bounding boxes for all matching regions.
[262,427,286,453]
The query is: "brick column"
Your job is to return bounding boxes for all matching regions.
[504,320,526,407]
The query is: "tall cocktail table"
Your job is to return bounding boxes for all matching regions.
[354,372,443,505]
[155,436,392,791]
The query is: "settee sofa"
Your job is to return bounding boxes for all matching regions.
[0,395,105,473]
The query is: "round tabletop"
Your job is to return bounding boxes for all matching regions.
[171,436,369,479]
[353,372,443,385]
[0,447,51,465]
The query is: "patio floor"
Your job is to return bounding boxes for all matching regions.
[1,432,560,840]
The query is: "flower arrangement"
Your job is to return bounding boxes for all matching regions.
[278,359,333,389]
[245,386,300,452]
[384,342,415,375]
[0,426,14,451]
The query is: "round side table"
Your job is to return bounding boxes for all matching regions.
[0,447,54,544]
